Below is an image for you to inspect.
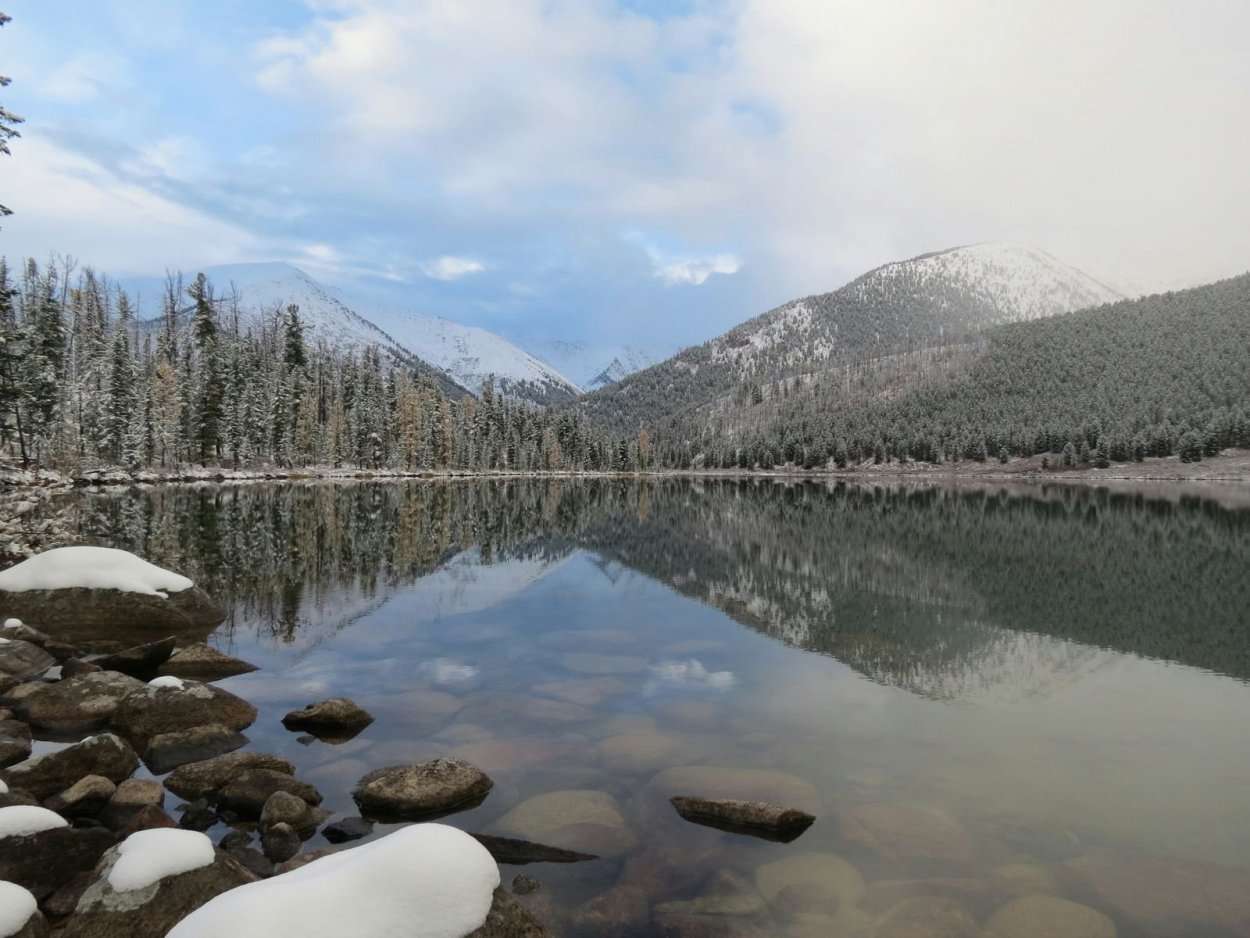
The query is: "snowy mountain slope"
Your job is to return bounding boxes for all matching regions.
[131,262,582,406]
[586,346,665,389]
[354,301,582,405]
[517,338,668,390]
[581,242,1124,433]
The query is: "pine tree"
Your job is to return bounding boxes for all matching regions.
[0,13,23,221]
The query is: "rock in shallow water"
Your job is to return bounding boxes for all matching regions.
[494,789,636,858]
[0,824,118,900]
[90,636,177,677]
[164,751,295,802]
[216,769,322,819]
[16,671,145,732]
[670,795,815,842]
[873,896,980,938]
[142,723,249,774]
[44,774,117,819]
[0,639,56,680]
[281,697,374,731]
[838,801,975,866]
[0,717,32,767]
[983,895,1116,938]
[109,680,257,747]
[353,757,493,821]
[156,643,258,681]
[0,733,138,800]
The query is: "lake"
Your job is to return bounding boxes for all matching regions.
[53,478,1250,936]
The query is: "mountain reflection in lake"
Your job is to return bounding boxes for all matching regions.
[63,479,1250,936]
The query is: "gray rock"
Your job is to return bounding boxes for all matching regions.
[512,875,542,896]
[261,821,302,863]
[116,803,178,837]
[61,657,103,678]
[0,638,56,680]
[281,697,374,731]
[164,750,295,802]
[670,795,815,842]
[471,832,597,865]
[90,636,177,676]
[466,887,552,938]
[0,733,139,800]
[494,790,636,859]
[45,774,117,818]
[984,895,1116,938]
[223,845,273,879]
[62,843,256,938]
[156,642,258,681]
[217,768,322,819]
[0,584,225,634]
[109,680,257,747]
[873,896,980,938]
[838,801,975,865]
[0,622,56,649]
[322,815,373,843]
[572,884,649,937]
[101,778,165,830]
[0,825,117,900]
[176,799,218,831]
[0,716,32,767]
[353,757,493,821]
[142,723,249,774]
[16,671,146,732]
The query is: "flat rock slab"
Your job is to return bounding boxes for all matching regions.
[90,636,177,676]
[110,680,257,746]
[495,790,637,858]
[0,639,56,680]
[984,895,1116,938]
[143,723,249,775]
[62,844,256,938]
[470,832,598,865]
[16,671,145,732]
[0,733,139,800]
[321,816,373,844]
[0,825,118,900]
[670,796,816,842]
[164,751,295,802]
[838,801,975,865]
[873,896,980,938]
[157,643,258,681]
[353,757,493,821]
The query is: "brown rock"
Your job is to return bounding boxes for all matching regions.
[117,803,179,836]
[142,722,249,774]
[670,795,815,842]
[61,844,256,938]
[90,636,177,676]
[102,778,165,830]
[217,768,322,819]
[0,638,55,680]
[353,757,492,821]
[0,584,225,634]
[466,886,552,938]
[44,774,117,819]
[0,825,117,900]
[573,884,649,937]
[157,643,258,681]
[984,895,1116,938]
[261,822,302,863]
[0,733,138,800]
[873,896,980,938]
[281,697,374,731]
[839,802,975,865]
[164,750,295,801]
[0,717,32,767]
[259,789,321,836]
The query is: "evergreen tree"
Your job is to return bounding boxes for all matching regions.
[0,13,22,221]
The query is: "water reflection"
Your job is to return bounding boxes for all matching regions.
[66,478,1250,694]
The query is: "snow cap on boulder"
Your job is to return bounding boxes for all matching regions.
[0,547,193,598]
[168,823,500,938]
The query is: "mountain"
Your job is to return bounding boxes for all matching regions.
[353,301,582,406]
[579,242,1123,435]
[129,262,582,406]
[519,338,668,390]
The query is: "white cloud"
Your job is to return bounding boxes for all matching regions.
[645,658,736,694]
[653,253,741,287]
[419,255,486,281]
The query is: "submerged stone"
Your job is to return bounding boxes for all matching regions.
[494,789,636,858]
[670,795,815,842]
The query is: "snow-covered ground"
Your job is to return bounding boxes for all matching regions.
[0,546,193,596]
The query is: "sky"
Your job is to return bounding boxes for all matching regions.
[2,0,1248,357]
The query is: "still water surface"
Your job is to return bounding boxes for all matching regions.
[60,479,1250,936]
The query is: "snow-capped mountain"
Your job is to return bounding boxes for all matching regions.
[585,345,664,390]
[353,301,582,405]
[129,262,581,406]
[516,338,670,389]
[580,242,1124,431]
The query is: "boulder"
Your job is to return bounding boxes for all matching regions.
[259,789,321,837]
[0,733,139,800]
[636,765,820,835]
[984,895,1116,938]
[109,680,257,747]
[0,585,225,634]
[467,887,552,938]
[156,643,258,681]
[572,884,650,936]
[0,881,48,938]
[117,803,179,837]
[281,697,374,731]
[494,790,636,858]
[1062,846,1250,937]
[90,636,177,676]
[0,824,117,900]
[0,639,55,680]
[44,775,117,819]
[216,768,322,819]
[15,671,145,732]
[753,852,866,917]
[164,751,295,801]
[670,795,815,842]
[352,757,493,821]
[62,840,256,938]
[102,778,165,830]
[261,822,302,863]
[142,723,249,774]
[61,658,103,678]
[0,717,32,767]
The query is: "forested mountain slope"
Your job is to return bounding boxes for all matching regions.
[681,272,1250,469]
[579,243,1121,436]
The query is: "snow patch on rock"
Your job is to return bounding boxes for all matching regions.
[0,881,38,938]
[0,805,69,838]
[148,676,186,690]
[2,618,21,628]
[0,547,193,597]
[168,823,499,938]
[108,829,215,892]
